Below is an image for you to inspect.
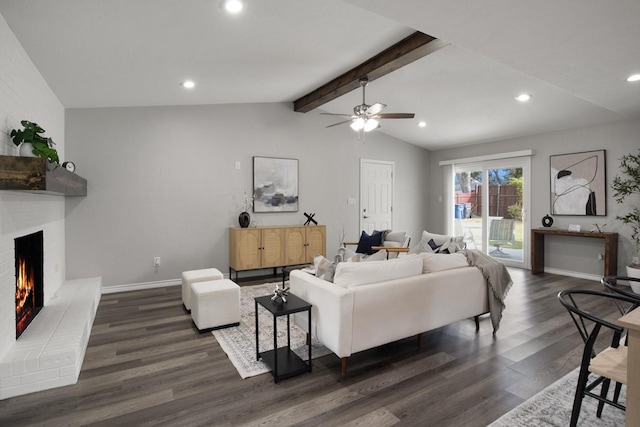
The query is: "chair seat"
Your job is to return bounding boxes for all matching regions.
[589,346,628,385]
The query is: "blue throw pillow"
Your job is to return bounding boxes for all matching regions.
[356,230,383,255]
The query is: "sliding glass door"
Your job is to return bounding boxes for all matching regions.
[451,157,530,268]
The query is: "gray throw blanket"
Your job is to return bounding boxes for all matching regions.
[461,249,513,334]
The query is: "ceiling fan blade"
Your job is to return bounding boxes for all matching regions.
[366,103,386,116]
[320,112,353,117]
[326,119,353,128]
[375,113,415,119]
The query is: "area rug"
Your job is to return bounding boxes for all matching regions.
[212,282,331,379]
[489,368,626,426]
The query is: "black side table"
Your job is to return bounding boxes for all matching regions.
[255,293,312,383]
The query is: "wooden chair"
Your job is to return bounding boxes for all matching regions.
[343,230,410,259]
[488,219,515,257]
[557,289,638,426]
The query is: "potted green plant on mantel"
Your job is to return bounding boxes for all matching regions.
[612,148,640,285]
[10,120,59,164]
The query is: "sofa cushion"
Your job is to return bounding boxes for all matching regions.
[333,254,423,287]
[411,230,465,254]
[420,252,469,273]
[355,230,384,255]
[314,255,338,282]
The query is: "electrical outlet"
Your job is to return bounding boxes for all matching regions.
[633,256,640,265]
[154,257,161,267]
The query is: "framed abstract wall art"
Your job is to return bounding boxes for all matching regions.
[253,156,299,212]
[550,149,606,216]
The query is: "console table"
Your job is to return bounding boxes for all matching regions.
[531,229,618,276]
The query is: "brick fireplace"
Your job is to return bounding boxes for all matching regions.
[0,193,101,400]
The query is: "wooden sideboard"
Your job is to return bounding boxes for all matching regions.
[531,228,618,276]
[229,225,325,280]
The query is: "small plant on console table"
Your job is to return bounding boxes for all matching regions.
[611,148,640,278]
[10,120,60,164]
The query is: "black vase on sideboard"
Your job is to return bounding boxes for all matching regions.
[239,211,251,228]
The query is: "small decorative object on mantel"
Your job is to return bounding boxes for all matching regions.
[590,223,607,233]
[542,214,554,227]
[62,161,76,173]
[303,212,317,225]
[10,120,60,164]
[568,224,581,232]
[238,188,254,228]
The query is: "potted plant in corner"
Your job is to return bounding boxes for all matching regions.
[10,120,60,164]
[611,148,640,285]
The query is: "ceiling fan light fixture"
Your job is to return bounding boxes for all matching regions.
[627,74,640,82]
[363,118,379,132]
[350,118,365,131]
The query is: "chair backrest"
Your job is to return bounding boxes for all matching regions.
[601,276,640,315]
[383,230,410,248]
[489,219,515,244]
[558,290,636,350]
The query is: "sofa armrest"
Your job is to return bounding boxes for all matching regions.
[289,270,354,358]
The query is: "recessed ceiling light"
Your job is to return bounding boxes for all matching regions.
[515,93,532,102]
[181,80,195,89]
[627,74,640,82]
[418,121,427,128]
[223,0,244,13]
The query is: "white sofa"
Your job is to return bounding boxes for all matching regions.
[290,253,490,375]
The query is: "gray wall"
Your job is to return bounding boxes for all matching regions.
[65,103,430,287]
[428,118,640,276]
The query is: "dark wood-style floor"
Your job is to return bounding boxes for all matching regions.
[0,269,621,426]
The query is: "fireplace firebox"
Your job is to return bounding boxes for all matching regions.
[15,231,44,338]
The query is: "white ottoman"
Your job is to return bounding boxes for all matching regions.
[190,279,240,331]
[182,268,223,311]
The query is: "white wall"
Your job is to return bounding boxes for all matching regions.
[65,103,430,287]
[428,118,640,277]
[0,12,65,360]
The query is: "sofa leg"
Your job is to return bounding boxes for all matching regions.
[474,315,480,332]
[341,357,348,377]
[417,333,423,348]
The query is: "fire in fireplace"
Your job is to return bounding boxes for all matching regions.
[15,231,44,338]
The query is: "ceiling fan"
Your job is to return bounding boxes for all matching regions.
[322,77,415,133]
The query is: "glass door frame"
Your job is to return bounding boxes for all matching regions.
[448,156,531,269]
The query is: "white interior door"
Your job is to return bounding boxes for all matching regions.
[360,159,394,233]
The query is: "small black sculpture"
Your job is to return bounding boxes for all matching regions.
[542,214,554,227]
[303,212,317,226]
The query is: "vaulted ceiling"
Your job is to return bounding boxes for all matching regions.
[1,0,638,150]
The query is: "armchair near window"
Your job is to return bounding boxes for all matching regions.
[343,230,410,260]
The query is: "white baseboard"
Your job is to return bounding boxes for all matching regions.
[101,278,181,294]
[542,268,601,282]
[101,273,231,294]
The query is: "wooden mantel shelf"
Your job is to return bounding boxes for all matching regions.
[0,155,87,196]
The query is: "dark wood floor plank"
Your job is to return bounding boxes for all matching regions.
[0,270,616,426]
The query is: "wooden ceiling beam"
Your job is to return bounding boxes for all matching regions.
[293,31,448,113]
